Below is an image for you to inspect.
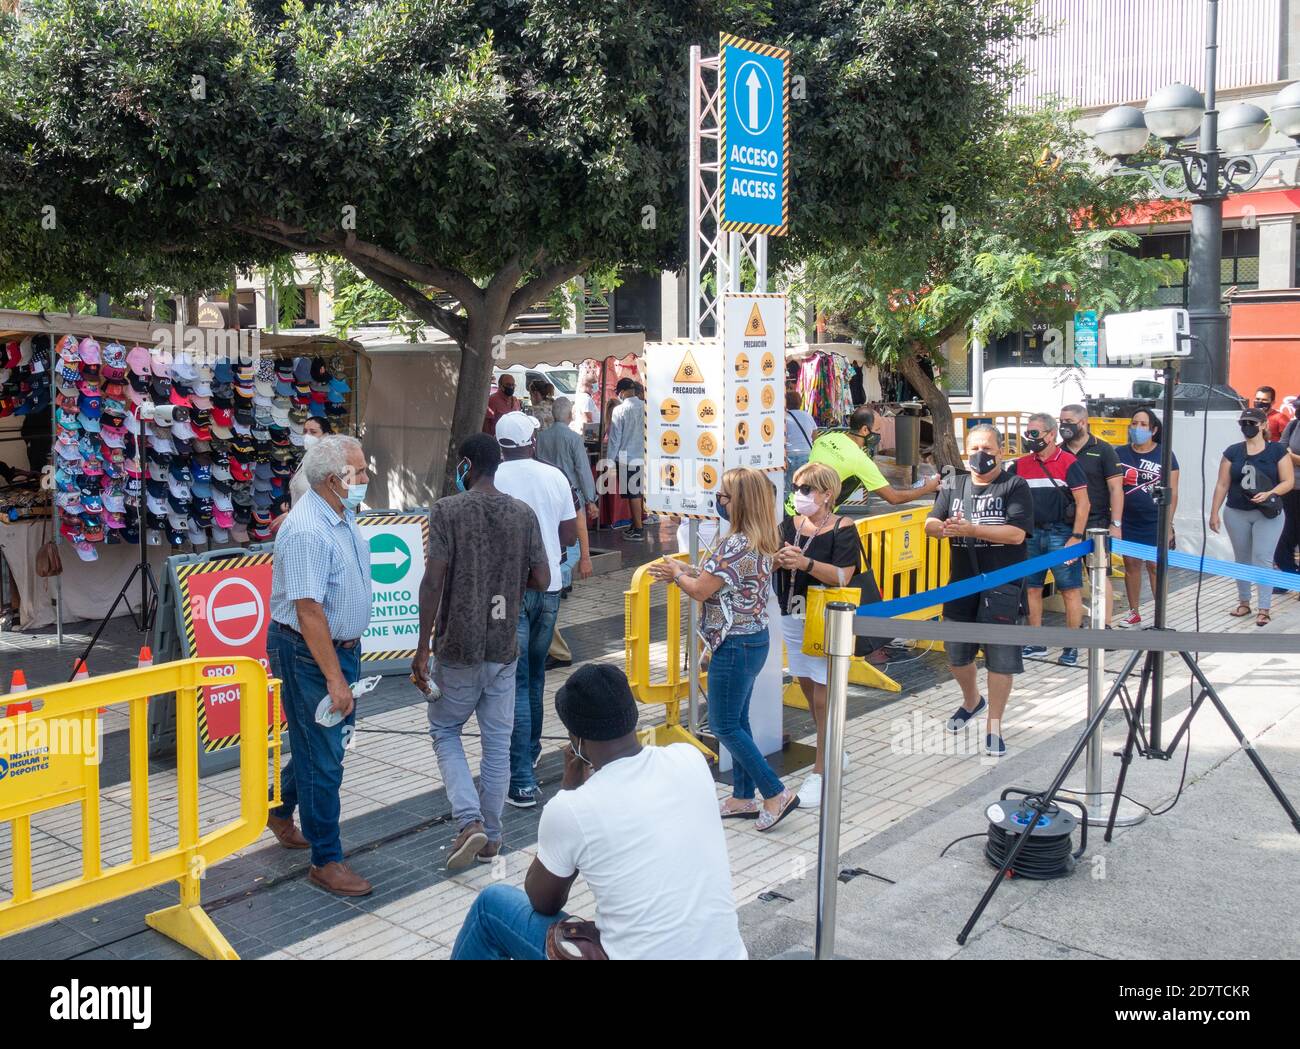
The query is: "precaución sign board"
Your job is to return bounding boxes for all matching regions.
[645,342,725,518]
[723,294,786,473]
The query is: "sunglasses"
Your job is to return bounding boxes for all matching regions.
[793,484,819,496]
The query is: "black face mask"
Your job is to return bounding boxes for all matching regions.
[968,450,998,475]
[1240,421,1261,438]
[1058,423,1081,441]
[1024,435,1048,453]
[501,387,514,398]
[1254,400,1271,410]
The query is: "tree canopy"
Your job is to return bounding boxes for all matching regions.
[794,103,1183,466]
[1,0,1042,487]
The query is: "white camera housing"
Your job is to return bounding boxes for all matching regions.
[1103,308,1191,364]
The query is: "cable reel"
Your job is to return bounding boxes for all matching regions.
[984,788,1088,880]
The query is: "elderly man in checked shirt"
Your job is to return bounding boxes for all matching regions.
[265,434,375,896]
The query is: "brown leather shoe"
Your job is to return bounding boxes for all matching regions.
[446,821,488,873]
[308,861,373,897]
[475,839,503,864]
[267,813,310,850]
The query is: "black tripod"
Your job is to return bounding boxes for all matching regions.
[957,640,1300,945]
[69,499,158,680]
[1105,645,1300,840]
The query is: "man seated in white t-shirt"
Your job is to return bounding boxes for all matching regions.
[450,664,748,960]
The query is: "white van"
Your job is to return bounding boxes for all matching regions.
[980,365,1161,415]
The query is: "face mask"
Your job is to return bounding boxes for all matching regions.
[1058,423,1080,441]
[303,433,320,451]
[1255,400,1271,410]
[1129,426,1152,445]
[335,475,367,511]
[716,496,731,522]
[1240,421,1261,439]
[501,387,514,398]
[1024,435,1048,453]
[793,491,821,517]
[968,450,997,475]
[454,459,471,492]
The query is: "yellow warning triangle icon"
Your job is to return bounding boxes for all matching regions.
[745,304,766,337]
[674,350,705,384]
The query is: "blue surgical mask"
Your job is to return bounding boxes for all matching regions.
[716,496,731,522]
[336,476,367,512]
[1129,426,1152,445]
[454,460,471,492]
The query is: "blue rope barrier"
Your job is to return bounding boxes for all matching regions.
[857,540,1094,619]
[1112,538,1300,593]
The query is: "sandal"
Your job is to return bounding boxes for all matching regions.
[720,800,760,820]
[1229,603,1252,618]
[756,790,800,832]
[1257,610,1272,627]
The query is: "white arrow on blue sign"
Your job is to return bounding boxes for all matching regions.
[720,34,790,236]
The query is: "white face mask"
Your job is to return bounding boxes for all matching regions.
[303,433,321,450]
[793,491,822,517]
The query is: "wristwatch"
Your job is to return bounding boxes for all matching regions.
[1070,533,1085,540]
[1110,520,1122,528]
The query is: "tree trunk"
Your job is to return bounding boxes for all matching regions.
[433,317,503,499]
[898,350,962,471]
[228,267,240,330]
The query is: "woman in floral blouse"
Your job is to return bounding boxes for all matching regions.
[648,467,799,831]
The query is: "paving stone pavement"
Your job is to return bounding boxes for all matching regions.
[2,506,1291,959]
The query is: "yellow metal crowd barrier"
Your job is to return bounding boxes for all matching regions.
[624,554,716,760]
[950,412,1032,456]
[0,657,282,960]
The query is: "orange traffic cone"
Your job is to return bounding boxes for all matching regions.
[71,658,106,714]
[137,646,153,668]
[5,669,33,717]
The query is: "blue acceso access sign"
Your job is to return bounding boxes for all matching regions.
[720,34,790,236]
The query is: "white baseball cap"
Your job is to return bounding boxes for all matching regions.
[495,411,540,448]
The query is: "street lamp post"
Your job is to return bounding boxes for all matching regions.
[1093,0,1300,748]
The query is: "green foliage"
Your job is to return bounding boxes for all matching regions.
[796,103,1185,366]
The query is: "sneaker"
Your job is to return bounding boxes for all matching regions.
[624,528,645,541]
[984,733,1007,758]
[1058,647,1079,666]
[797,772,823,809]
[1022,644,1048,658]
[946,695,987,732]
[1115,609,1142,629]
[506,786,542,808]
[446,821,488,873]
[533,752,542,770]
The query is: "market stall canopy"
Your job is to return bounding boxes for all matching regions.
[352,326,643,369]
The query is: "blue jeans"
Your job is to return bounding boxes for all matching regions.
[560,541,580,589]
[1024,522,1083,590]
[510,589,561,792]
[451,884,569,960]
[429,659,517,844]
[267,621,360,867]
[706,630,783,801]
[785,450,810,494]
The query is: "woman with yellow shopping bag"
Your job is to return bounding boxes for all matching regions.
[773,463,871,810]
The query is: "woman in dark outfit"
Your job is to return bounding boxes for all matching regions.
[773,462,865,811]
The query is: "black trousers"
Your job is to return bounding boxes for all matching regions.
[1274,488,1300,577]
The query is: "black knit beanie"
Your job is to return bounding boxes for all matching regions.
[555,664,639,741]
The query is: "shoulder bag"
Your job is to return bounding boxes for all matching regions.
[35,517,62,578]
[960,476,1023,627]
[545,918,609,961]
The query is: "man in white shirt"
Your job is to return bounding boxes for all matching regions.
[605,378,647,539]
[450,664,747,960]
[571,376,598,437]
[494,412,578,808]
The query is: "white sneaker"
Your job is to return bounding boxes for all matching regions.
[797,772,823,810]
[842,750,851,773]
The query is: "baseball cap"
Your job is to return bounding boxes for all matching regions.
[495,411,540,448]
